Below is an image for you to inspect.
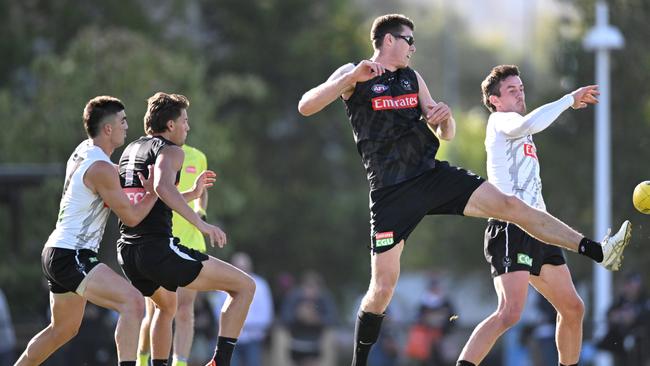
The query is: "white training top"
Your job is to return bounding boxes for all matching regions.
[485,94,574,211]
[45,139,113,252]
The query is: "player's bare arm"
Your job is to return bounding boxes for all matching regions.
[198,184,208,217]
[416,71,455,140]
[571,85,599,109]
[181,170,216,202]
[154,145,227,247]
[298,61,387,116]
[86,161,157,227]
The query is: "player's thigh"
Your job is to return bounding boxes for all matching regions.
[185,256,253,293]
[494,271,530,312]
[370,240,404,287]
[463,181,523,220]
[82,263,143,311]
[530,264,583,314]
[50,292,86,331]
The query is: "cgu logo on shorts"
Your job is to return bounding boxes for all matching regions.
[523,143,537,159]
[375,231,395,247]
[517,253,533,267]
[371,93,418,111]
[123,187,146,204]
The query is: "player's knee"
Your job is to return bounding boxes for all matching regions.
[51,322,80,343]
[369,280,396,302]
[154,297,178,318]
[124,294,145,320]
[238,275,256,300]
[558,295,585,322]
[175,301,195,323]
[374,268,399,288]
[497,305,524,329]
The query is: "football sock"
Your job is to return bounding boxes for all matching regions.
[152,360,168,366]
[120,362,137,366]
[137,353,150,366]
[352,310,384,366]
[560,363,578,366]
[579,237,603,262]
[211,336,237,365]
[457,361,476,366]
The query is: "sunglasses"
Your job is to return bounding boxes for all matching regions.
[391,34,415,46]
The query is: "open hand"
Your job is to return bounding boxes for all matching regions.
[192,170,217,199]
[571,85,599,109]
[199,221,227,248]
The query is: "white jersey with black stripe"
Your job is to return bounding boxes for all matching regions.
[45,139,112,252]
[485,94,574,211]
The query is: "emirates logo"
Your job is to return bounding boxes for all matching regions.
[371,93,418,111]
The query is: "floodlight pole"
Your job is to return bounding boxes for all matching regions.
[583,3,624,366]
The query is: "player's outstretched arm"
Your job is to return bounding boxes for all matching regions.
[298,61,386,116]
[86,162,157,227]
[494,85,599,138]
[416,71,455,141]
[154,146,226,247]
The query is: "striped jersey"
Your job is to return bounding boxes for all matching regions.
[118,135,179,245]
[485,94,574,210]
[45,139,112,252]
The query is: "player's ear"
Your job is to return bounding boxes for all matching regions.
[489,95,500,109]
[385,33,393,46]
[166,119,175,132]
[103,121,113,135]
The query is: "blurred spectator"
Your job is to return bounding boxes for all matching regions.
[404,276,455,365]
[211,252,274,366]
[273,271,296,312]
[280,271,338,366]
[597,272,650,365]
[0,289,15,366]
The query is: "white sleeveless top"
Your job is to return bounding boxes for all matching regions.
[485,94,574,211]
[45,140,113,252]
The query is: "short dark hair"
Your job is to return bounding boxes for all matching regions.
[481,65,521,112]
[83,96,125,138]
[144,92,190,134]
[370,14,415,49]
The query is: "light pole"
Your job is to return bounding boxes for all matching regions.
[582,2,624,366]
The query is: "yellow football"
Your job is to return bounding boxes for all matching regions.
[632,181,650,214]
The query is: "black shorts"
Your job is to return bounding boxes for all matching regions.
[484,219,566,278]
[118,237,209,296]
[369,160,485,253]
[41,247,102,294]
